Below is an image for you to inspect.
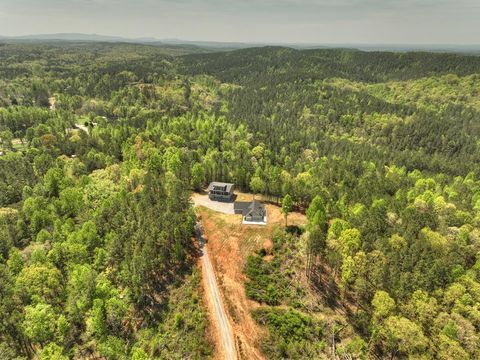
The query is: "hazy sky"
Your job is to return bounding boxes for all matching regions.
[0,0,479,44]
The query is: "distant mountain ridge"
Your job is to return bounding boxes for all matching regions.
[0,33,254,50]
[0,33,133,42]
[0,33,479,53]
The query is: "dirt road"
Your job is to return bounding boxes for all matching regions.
[195,223,237,360]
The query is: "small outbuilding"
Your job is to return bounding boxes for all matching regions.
[208,182,235,202]
[234,199,267,225]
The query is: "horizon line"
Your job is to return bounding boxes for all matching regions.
[0,32,479,48]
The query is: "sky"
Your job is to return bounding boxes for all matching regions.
[0,0,479,44]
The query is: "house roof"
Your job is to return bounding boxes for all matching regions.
[208,182,234,193]
[246,200,265,217]
[234,201,250,212]
[234,200,265,217]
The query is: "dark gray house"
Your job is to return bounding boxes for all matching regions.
[234,199,267,224]
[208,182,235,202]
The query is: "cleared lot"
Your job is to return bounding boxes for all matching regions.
[191,193,235,214]
[195,200,306,360]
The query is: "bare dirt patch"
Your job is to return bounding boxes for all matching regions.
[196,193,306,360]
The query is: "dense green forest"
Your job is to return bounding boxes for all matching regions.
[0,43,212,360]
[1,42,480,359]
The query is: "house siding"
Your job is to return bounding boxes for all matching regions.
[208,182,234,202]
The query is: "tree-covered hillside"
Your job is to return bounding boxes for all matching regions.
[182,46,480,359]
[0,43,212,359]
[181,47,480,82]
[1,42,480,359]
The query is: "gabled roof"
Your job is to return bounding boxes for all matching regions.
[208,182,234,193]
[234,199,265,217]
[234,201,250,212]
[245,200,265,217]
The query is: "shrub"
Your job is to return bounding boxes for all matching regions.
[253,307,325,359]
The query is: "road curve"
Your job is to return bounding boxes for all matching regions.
[195,222,237,360]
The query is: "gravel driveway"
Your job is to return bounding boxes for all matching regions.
[195,223,237,360]
[191,194,235,214]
